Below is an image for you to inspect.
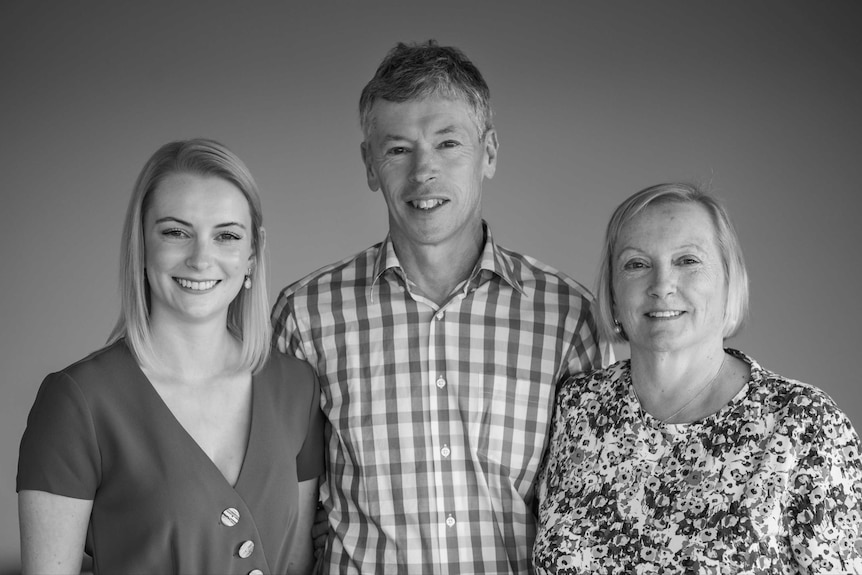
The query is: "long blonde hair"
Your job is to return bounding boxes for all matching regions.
[107,138,271,373]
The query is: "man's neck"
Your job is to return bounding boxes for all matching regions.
[392,226,484,306]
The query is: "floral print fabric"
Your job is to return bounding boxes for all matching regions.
[533,349,862,574]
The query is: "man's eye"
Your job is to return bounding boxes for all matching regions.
[386,147,409,156]
[439,140,460,148]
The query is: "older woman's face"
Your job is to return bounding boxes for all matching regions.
[612,202,727,356]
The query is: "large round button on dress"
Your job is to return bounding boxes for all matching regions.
[238,540,255,558]
[220,507,240,527]
[248,570,264,575]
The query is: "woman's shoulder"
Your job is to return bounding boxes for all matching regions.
[730,348,855,436]
[557,360,631,405]
[259,350,315,378]
[255,350,318,395]
[45,339,135,391]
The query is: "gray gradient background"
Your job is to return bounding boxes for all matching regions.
[1,1,860,568]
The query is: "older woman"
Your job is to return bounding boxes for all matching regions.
[533,183,862,573]
[18,139,322,574]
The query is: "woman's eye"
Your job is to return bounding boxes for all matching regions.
[216,232,242,242]
[162,228,188,238]
[623,260,646,270]
[679,256,701,265]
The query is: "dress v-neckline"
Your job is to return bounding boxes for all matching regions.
[128,350,256,490]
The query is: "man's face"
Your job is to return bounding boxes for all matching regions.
[361,96,497,252]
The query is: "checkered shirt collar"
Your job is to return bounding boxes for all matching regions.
[369,221,526,297]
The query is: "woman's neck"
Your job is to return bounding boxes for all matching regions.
[146,317,241,384]
[630,344,729,423]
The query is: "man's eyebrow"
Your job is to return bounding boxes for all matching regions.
[380,134,406,144]
[380,125,467,143]
[435,125,461,136]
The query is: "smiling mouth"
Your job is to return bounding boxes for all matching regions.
[174,278,219,291]
[409,199,447,210]
[646,311,683,318]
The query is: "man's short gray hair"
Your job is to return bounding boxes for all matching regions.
[359,40,493,140]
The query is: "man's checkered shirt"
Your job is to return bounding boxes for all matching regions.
[272,226,612,574]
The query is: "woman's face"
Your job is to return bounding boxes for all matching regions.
[143,172,254,328]
[612,201,727,357]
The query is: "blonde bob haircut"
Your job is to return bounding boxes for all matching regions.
[596,182,749,344]
[107,138,270,373]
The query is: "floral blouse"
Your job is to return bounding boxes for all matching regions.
[533,349,862,574]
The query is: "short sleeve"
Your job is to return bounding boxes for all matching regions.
[17,371,101,499]
[295,369,324,482]
[271,294,309,361]
[786,402,862,573]
[563,300,614,382]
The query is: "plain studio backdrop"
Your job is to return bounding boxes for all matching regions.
[1,1,860,570]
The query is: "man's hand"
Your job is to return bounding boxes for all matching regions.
[312,503,328,560]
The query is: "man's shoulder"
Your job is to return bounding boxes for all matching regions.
[275,243,382,302]
[495,244,595,300]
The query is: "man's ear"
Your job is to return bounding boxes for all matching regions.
[482,128,499,180]
[361,142,380,192]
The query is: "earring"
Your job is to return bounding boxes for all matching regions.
[244,269,252,290]
[613,320,623,335]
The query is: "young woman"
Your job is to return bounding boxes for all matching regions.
[18,139,322,575]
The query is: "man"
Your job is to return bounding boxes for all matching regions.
[272,40,612,574]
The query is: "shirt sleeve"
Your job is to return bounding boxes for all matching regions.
[271,292,308,361]
[295,366,325,482]
[786,401,862,573]
[17,371,101,499]
[563,298,615,381]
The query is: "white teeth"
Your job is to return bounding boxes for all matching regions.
[411,199,444,209]
[648,311,682,318]
[176,278,218,291]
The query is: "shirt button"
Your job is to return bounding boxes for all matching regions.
[436,376,446,389]
[237,540,255,559]
[445,514,456,528]
[436,311,444,320]
[441,444,451,458]
[220,507,240,527]
[248,570,264,575]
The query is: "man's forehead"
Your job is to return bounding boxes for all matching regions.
[369,96,480,137]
